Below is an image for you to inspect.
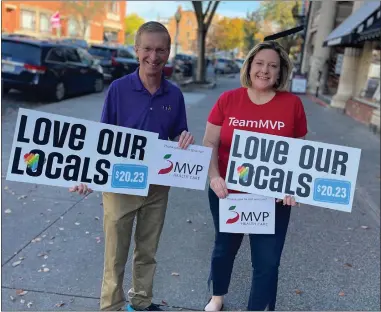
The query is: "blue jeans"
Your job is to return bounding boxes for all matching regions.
[207,187,291,311]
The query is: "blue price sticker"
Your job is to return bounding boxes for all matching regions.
[313,178,351,205]
[111,164,148,189]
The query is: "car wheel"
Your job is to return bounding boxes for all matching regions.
[94,78,104,93]
[52,82,66,102]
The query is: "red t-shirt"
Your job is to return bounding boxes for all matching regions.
[208,87,308,184]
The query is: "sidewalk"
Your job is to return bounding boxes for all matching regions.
[300,93,380,222]
[1,76,379,311]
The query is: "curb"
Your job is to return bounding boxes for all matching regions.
[179,78,194,86]
[306,93,330,108]
[182,80,217,90]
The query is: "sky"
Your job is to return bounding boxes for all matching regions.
[126,1,261,21]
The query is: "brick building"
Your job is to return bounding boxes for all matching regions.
[1,1,126,44]
[165,6,222,56]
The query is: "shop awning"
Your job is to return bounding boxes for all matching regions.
[323,1,380,47]
[354,18,381,43]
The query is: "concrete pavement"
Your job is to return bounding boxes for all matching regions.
[1,75,380,311]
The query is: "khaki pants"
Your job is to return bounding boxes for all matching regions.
[100,185,170,311]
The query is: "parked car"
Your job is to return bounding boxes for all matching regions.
[5,34,37,40]
[60,38,89,49]
[173,53,194,77]
[235,58,245,69]
[87,44,139,81]
[163,61,174,78]
[214,58,240,74]
[1,37,104,101]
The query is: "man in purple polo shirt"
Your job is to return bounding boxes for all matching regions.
[70,22,194,311]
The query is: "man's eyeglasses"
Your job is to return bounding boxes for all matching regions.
[139,47,168,55]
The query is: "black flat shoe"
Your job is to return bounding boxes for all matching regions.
[204,297,224,311]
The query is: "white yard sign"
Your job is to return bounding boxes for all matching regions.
[150,140,212,190]
[6,109,158,196]
[226,130,361,212]
[219,193,275,234]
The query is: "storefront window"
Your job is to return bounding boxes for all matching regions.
[358,49,380,105]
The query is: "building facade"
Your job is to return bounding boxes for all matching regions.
[301,1,380,132]
[1,1,126,44]
[165,6,223,57]
[165,7,199,56]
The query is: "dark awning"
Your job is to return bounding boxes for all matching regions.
[323,2,380,47]
[354,18,381,43]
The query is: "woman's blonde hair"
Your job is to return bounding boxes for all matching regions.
[240,41,293,91]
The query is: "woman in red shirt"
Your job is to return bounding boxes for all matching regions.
[203,41,307,311]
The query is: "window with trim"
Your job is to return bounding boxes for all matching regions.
[68,18,79,37]
[39,13,50,33]
[108,2,119,14]
[20,9,36,30]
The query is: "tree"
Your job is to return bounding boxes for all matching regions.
[212,17,244,52]
[192,1,220,83]
[61,1,104,39]
[259,0,300,53]
[124,14,145,45]
[243,11,261,55]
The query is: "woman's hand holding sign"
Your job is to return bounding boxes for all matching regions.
[276,195,298,206]
[69,183,93,196]
[210,176,229,199]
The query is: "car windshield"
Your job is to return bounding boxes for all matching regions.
[2,40,41,63]
[126,46,137,58]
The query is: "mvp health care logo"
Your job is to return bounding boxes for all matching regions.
[226,205,240,224]
[226,205,270,225]
[158,154,173,174]
[158,153,203,180]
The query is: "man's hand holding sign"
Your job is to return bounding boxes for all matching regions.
[68,129,196,195]
[7,109,158,197]
[6,20,207,312]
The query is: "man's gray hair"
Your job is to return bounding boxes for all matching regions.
[135,21,171,49]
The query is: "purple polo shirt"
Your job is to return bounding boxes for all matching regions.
[100,68,188,140]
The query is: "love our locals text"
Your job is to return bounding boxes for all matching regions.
[10,114,148,185]
[227,134,349,198]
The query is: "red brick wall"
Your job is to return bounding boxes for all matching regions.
[345,98,375,124]
[1,1,126,44]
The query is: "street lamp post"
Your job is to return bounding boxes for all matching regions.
[174,7,181,57]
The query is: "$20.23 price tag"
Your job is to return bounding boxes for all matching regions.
[313,178,351,205]
[111,164,148,189]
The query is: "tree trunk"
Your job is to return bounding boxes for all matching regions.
[196,27,207,83]
[81,19,88,39]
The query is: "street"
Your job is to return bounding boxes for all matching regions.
[1,76,380,311]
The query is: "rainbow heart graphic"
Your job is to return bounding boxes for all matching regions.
[24,153,40,172]
[237,165,249,182]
